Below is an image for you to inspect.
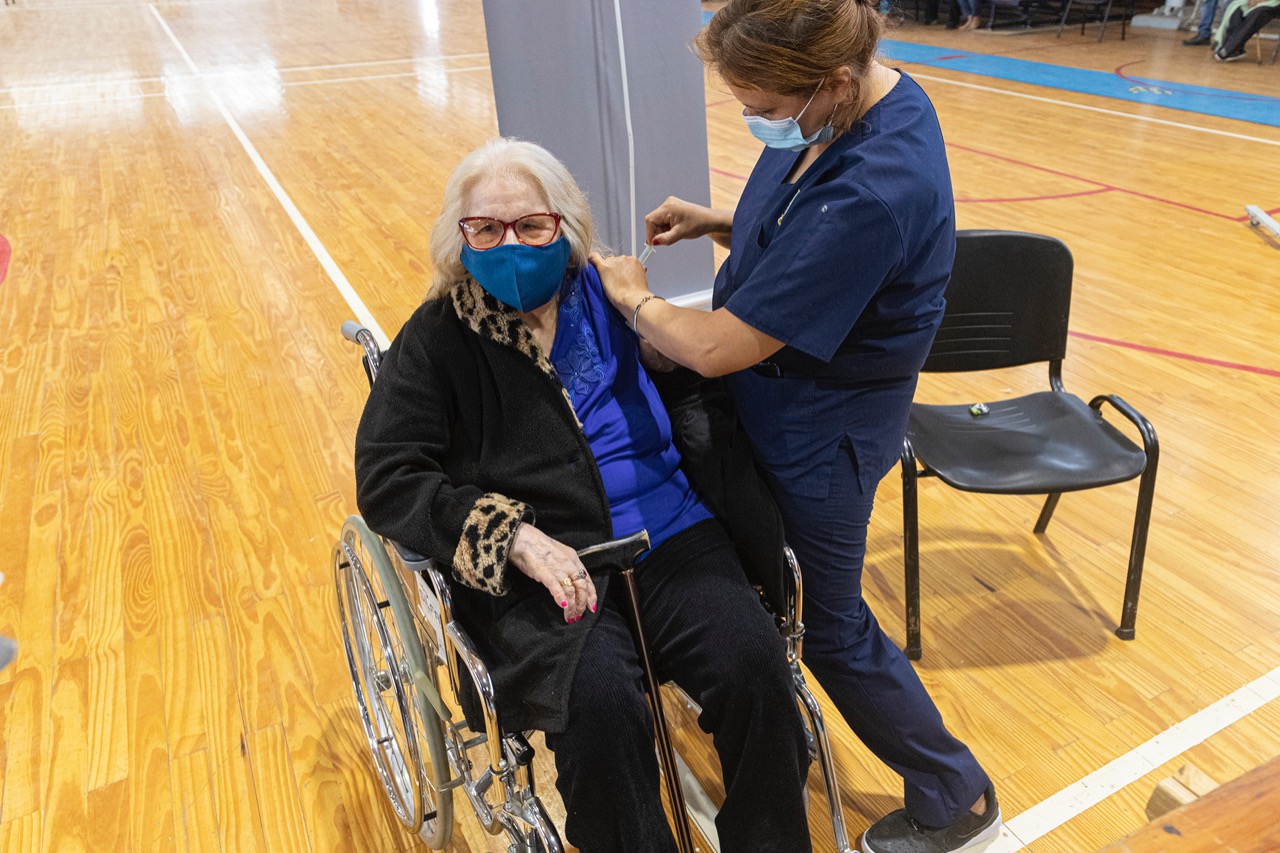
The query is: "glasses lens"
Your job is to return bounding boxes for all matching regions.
[461,218,504,250]
[514,214,559,247]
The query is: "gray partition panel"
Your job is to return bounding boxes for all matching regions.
[481,0,715,301]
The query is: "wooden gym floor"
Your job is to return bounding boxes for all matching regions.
[1,0,1278,850]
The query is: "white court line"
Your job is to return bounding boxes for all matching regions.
[0,65,492,110]
[989,665,1280,851]
[276,53,487,74]
[910,72,1280,148]
[282,66,489,88]
[148,3,389,348]
[0,91,167,110]
[0,53,486,100]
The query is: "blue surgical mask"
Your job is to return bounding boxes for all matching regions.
[461,238,571,312]
[742,80,835,151]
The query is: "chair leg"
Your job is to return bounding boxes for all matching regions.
[1098,0,1113,40]
[900,448,923,661]
[1116,457,1159,641]
[1057,0,1072,37]
[1033,493,1062,534]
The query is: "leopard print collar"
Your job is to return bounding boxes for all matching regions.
[450,279,577,417]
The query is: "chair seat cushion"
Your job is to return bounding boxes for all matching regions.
[907,391,1147,494]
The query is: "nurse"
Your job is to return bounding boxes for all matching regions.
[590,1,1001,852]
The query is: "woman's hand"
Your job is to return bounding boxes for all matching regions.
[509,524,598,623]
[646,197,733,248]
[590,253,651,318]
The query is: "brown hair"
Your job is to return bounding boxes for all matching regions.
[694,0,885,132]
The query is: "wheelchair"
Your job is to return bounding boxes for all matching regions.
[333,320,854,853]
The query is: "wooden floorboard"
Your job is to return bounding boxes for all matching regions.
[1,1,1278,850]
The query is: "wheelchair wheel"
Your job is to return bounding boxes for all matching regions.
[335,516,453,847]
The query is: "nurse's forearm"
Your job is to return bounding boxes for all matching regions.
[706,208,733,249]
[633,300,782,378]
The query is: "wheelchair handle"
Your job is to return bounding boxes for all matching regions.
[340,320,365,343]
[341,321,384,382]
[575,530,651,571]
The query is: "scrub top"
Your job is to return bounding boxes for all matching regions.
[714,72,955,499]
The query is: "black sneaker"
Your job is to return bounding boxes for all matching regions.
[862,786,1002,853]
[1182,33,1211,45]
[1213,48,1246,62]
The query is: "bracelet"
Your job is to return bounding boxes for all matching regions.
[631,294,665,338]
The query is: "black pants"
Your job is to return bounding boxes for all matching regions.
[922,0,964,25]
[1219,3,1280,56]
[544,521,812,853]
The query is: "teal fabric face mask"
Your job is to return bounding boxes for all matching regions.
[742,80,835,152]
[461,238,571,312]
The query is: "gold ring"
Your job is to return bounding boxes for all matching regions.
[560,575,575,588]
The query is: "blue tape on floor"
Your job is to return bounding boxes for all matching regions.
[881,39,1280,128]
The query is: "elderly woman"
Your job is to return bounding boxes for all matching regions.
[354,138,811,853]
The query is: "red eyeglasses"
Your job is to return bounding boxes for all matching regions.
[458,212,562,251]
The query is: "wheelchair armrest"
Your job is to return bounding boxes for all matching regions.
[390,540,430,567]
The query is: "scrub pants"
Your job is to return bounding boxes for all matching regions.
[774,446,991,828]
[543,520,812,853]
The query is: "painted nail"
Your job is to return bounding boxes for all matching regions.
[560,601,567,607]
[590,604,597,613]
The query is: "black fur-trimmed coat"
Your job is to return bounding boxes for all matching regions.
[354,278,784,733]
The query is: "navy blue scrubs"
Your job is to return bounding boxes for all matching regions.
[714,73,990,826]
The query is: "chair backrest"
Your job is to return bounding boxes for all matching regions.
[922,229,1074,374]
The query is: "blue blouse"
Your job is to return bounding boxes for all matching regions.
[551,266,713,551]
[714,72,955,498]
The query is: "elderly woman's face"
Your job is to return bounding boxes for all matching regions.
[463,176,553,249]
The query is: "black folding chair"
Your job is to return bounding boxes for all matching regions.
[899,230,1159,660]
[1057,0,1136,41]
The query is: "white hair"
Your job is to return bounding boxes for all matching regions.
[427,138,598,300]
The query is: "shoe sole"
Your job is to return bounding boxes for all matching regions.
[860,810,1004,853]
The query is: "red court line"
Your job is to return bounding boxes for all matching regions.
[710,158,1280,221]
[1113,61,1279,104]
[957,187,1112,204]
[1070,330,1280,378]
[702,160,1276,378]
[944,142,1264,222]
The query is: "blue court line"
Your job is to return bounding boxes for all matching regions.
[879,39,1280,128]
[698,10,1280,128]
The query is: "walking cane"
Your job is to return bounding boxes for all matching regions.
[577,532,697,853]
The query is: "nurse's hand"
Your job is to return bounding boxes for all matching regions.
[590,253,651,318]
[646,197,733,248]
[509,524,598,624]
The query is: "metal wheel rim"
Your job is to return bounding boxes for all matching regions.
[335,530,423,828]
[336,517,454,846]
